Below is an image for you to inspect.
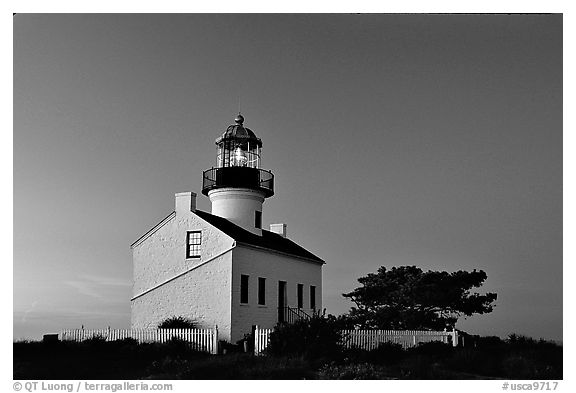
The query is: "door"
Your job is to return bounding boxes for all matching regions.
[278,281,287,322]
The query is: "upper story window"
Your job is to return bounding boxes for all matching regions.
[255,211,262,229]
[186,231,202,259]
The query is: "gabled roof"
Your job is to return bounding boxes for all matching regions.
[194,210,324,264]
[131,211,176,249]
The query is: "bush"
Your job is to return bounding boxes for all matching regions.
[266,313,344,360]
[146,356,191,378]
[342,342,406,366]
[178,353,316,379]
[407,341,454,359]
[82,334,108,344]
[365,342,406,365]
[78,334,109,355]
[158,316,197,329]
[220,340,244,354]
[318,362,392,379]
[445,347,502,377]
[398,355,452,379]
[502,334,562,379]
[113,337,140,347]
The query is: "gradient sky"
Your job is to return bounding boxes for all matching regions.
[13,14,562,341]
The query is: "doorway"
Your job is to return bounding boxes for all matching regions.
[278,280,287,322]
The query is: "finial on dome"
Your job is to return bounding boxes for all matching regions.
[235,113,244,125]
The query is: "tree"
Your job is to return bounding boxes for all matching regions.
[342,266,497,330]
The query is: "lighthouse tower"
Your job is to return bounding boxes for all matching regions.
[201,114,274,236]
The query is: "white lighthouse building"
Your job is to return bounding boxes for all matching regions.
[131,114,324,342]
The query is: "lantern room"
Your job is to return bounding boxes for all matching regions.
[202,114,274,198]
[216,114,262,168]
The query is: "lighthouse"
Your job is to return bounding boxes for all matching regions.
[131,113,323,342]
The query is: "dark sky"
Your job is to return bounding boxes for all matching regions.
[13,14,562,341]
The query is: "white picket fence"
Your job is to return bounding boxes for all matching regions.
[341,329,458,350]
[254,326,273,355]
[59,328,219,354]
[59,326,458,356]
[253,326,458,355]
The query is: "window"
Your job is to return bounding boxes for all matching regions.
[297,283,303,309]
[255,211,262,229]
[278,281,287,323]
[258,277,266,305]
[186,231,202,259]
[240,274,249,304]
[310,286,316,310]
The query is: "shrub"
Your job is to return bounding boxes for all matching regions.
[366,342,406,365]
[318,362,392,379]
[477,335,506,348]
[220,340,244,354]
[502,334,562,379]
[163,337,195,354]
[115,337,139,347]
[266,313,344,360]
[82,334,108,344]
[341,342,406,366]
[79,334,108,353]
[176,353,315,379]
[158,316,197,329]
[445,347,503,377]
[407,341,454,359]
[235,333,254,353]
[146,356,191,378]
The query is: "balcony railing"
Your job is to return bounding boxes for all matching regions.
[202,167,274,197]
[278,307,312,324]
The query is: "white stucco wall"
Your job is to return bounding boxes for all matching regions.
[131,252,233,340]
[230,245,323,342]
[131,195,236,340]
[132,209,234,296]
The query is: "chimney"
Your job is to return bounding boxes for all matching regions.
[175,192,196,213]
[270,223,287,238]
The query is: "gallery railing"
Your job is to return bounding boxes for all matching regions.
[202,167,274,197]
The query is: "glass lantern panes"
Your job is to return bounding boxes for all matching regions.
[217,139,261,168]
[186,231,202,259]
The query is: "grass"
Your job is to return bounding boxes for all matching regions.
[13,338,314,380]
[13,334,562,380]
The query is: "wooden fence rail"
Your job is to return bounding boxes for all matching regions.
[59,328,219,354]
[253,326,458,355]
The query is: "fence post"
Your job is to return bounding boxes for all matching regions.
[452,329,458,347]
[212,326,219,355]
[254,325,259,356]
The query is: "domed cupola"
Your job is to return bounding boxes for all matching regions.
[214,114,263,168]
[217,114,261,145]
[201,114,275,235]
